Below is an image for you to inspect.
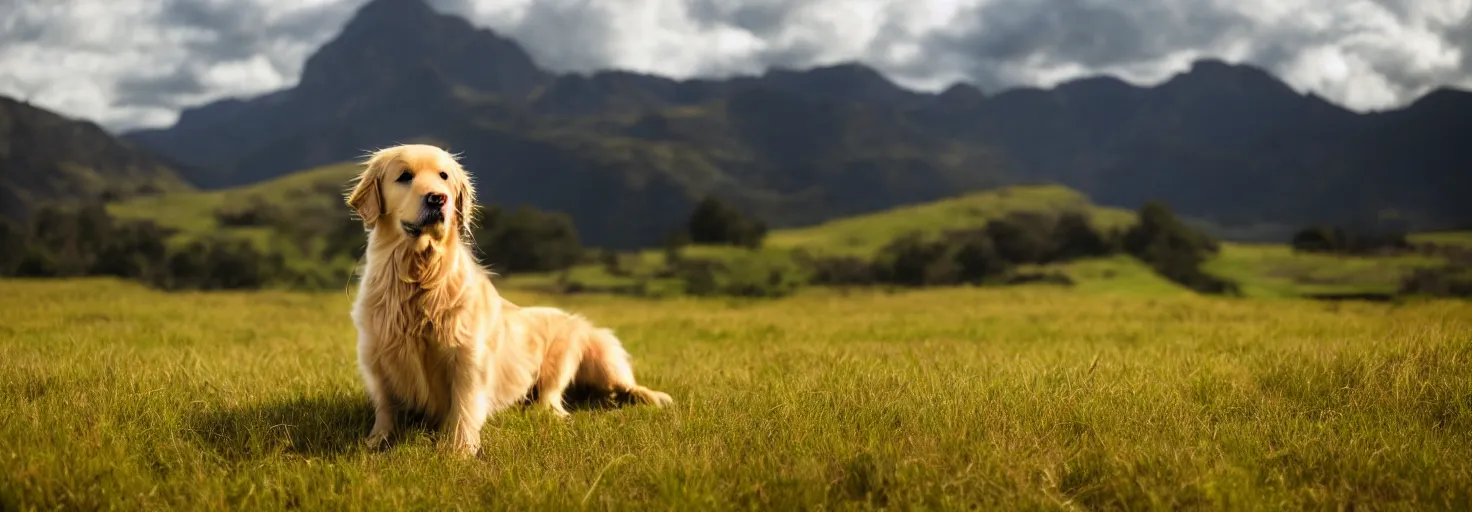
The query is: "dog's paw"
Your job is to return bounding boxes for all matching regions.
[364,430,392,450]
[630,387,673,407]
[647,391,673,407]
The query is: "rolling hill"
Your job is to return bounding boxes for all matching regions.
[0,97,192,222]
[102,162,1465,300]
[118,0,1472,250]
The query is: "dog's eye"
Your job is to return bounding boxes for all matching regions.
[396,171,413,183]
[439,172,448,180]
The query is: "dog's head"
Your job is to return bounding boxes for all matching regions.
[345,144,475,245]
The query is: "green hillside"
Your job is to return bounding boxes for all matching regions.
[527,187,1459,300]
[103,167,1465,301]
[107,161,359,236]
[764,185,1136,256]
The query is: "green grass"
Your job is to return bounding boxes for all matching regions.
[107,161,360,237]
[3,278,1471,510]
[764,185,1136,257]
[1206,243,1446,298]
[1411,231,1472,248]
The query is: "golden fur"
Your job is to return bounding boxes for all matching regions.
[344,143,671,457]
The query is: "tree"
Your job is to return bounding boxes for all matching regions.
[950,229,1011,284]
[472,205,583,274]
[1122,201,1239,296]
[1291,225,1344,253]
[985,212,1058,264]
[0,219,25,276]
[91,220,171,280]
[1052,212,1115,260]
[687,195,767,248]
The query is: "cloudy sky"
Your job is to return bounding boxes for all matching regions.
[2,0,1469,132]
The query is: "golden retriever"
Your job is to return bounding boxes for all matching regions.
[344,143,672,457]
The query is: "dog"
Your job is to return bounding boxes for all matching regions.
[344,143,672,457]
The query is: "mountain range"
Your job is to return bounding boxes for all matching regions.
[9,0,1470,248]
[0,97,191,222]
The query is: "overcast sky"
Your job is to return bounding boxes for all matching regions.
[2,0,1469,132]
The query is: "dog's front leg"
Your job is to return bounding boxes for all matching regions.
[359,341,397,450]
[365,384,396,449]
[442,352,490,457]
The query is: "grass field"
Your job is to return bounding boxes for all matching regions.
[4,278,1471,510]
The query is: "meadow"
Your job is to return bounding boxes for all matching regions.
[3,277,1471,510]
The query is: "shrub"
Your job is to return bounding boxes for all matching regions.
[1052,211,1118,260]
[0,219,26,275]
[1399,266,1472,298]
[1122,201,1240,296]
[153,236,289,291]
[319,213,367,261]
[4,204,175,280]
[1290,225,1410,255]
[90,220,171,281]
[674,253,806,298]
[872,233,957,286]
[687,195,767,249]
[872,230,1012,287]
[1290,226,1344,253]
[215,198,284,227]
[985,212,1059,264]
[795,252,877,286]
[472,205,584,274]
[662,231,690,267]
[950,229,1012,284]
[596,249,628,277]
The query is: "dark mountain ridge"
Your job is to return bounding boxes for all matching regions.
[119,0,1472,247]
[0,97,191,222]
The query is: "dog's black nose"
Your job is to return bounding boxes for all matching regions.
[424,192,447,207]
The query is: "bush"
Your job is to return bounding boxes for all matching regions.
[871,229,1012,287]
[154,236,288,291]
[1122,201,1240,296]
[472,205,584,274]
[985,212,1059,264]
[5,204,176,280]
[318,213,367,261]
[215,198,284,227]
[1399,266,1472,298]
[673,253,806,298]
[950,229,1012,284]
[795,252,877,286]
[793,211,1114,290]
[872,233,954,286]
[0,219,26,275]
[662,231,690,267]
[687,195,767,249]
[1290,226,1343,253]
[0,202,310,291]
[90,220,172,281]
[1291,225,1410,255]
[1053,211,1118,260]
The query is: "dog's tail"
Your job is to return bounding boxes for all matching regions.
[577,327,673,407]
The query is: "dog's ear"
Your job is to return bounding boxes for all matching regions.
[450,159,477,233]
[346,151,388,229]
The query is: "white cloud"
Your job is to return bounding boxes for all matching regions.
[0,0,1467,131]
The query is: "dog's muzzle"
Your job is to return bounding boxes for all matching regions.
[403,193,448,237]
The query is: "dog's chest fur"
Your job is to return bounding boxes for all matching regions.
[358,285,466,416]
[354,246,481,418]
